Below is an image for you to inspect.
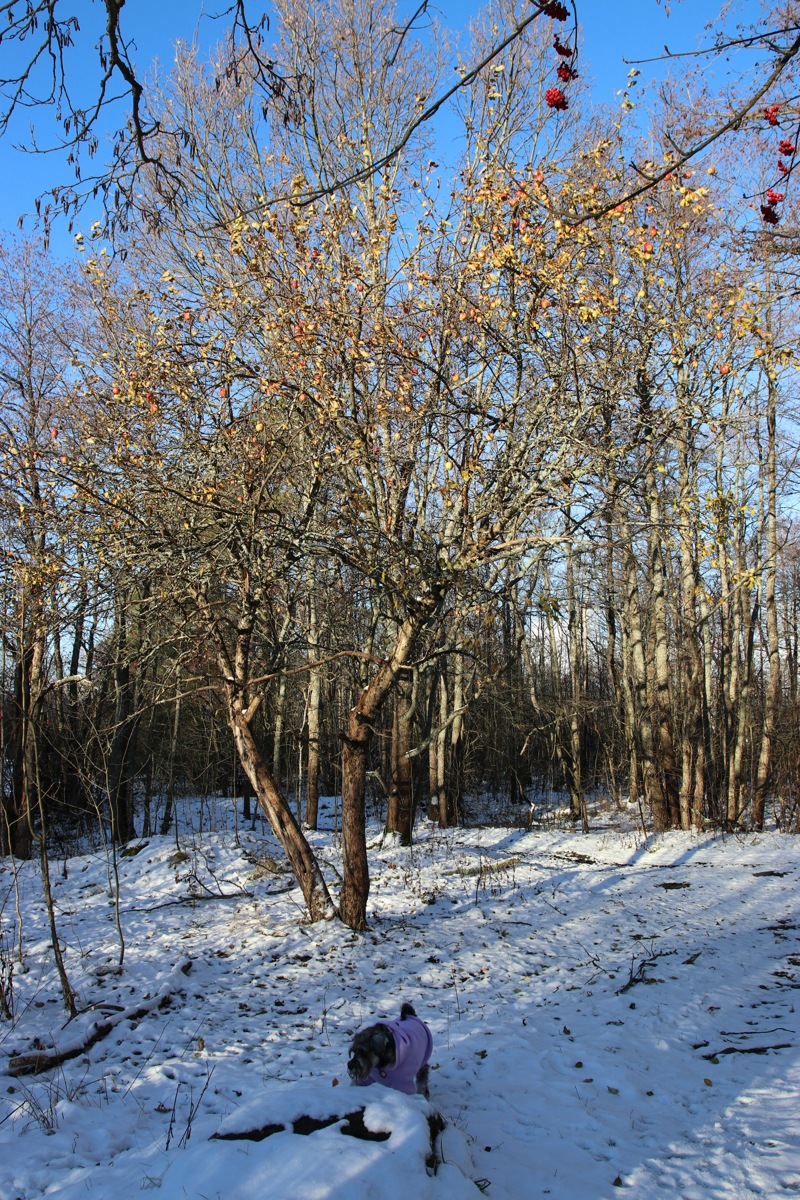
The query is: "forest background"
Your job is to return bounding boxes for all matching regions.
[2,0,800,935]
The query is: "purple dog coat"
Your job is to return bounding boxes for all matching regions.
[364,1014,433,1095]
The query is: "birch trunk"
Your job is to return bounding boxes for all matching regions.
[304,586,323,830]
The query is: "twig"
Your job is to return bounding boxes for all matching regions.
[450,968,462,1019]
[615,948,673,995]
[179,1064,216,1148]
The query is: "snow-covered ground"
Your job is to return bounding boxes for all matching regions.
[1,796,798,1199]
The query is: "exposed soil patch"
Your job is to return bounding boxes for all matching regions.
[212,1108,391,1143]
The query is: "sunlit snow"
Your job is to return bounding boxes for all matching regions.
[1,795,798,1198]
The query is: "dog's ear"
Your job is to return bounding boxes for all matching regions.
[376,1026,396,1063]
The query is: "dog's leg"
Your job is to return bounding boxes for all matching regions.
[415,1064,430,1099]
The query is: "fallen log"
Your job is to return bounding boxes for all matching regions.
[702,1042,793,1061]
[7,958,193,1077]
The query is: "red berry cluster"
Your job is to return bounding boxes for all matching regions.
[760,105,797,223]
[543,8,575,113]
[761,186,785,225]
[545,87,568,111]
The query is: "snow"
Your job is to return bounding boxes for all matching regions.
[1,796,799,1199]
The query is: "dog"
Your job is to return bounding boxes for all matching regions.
[347,1002,433,1097]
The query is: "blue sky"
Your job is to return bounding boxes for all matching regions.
[0,0,765,252]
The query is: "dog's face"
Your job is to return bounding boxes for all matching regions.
[347,1023,396,1084]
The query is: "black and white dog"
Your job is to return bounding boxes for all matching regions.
[347,1002,433,1097]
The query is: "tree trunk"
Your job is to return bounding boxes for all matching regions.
[305,590,322,830]
[7,576,48,861]
[388,669,414,844]
[722,445,758,828]
[646,478,681,828]
[675,408,707,829]
[33,727,78,1018]
[159,672,182,837]
[429,670,447,822]
[753,354,780,829]
[339,593,441,930]
[446,649,465,827]
[340,732,371,929]
[228,694,335,922]
[619,510,671,830]
[272,670,287,789]
[541,564,581,822]
[7,650,35,859]
[565,526,587,830]
[242,769,253,822]
[107,654,139,844]
[638,372,681,828]
[729,586,758,826]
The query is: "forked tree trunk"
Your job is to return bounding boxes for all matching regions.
[339,593,441,930]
